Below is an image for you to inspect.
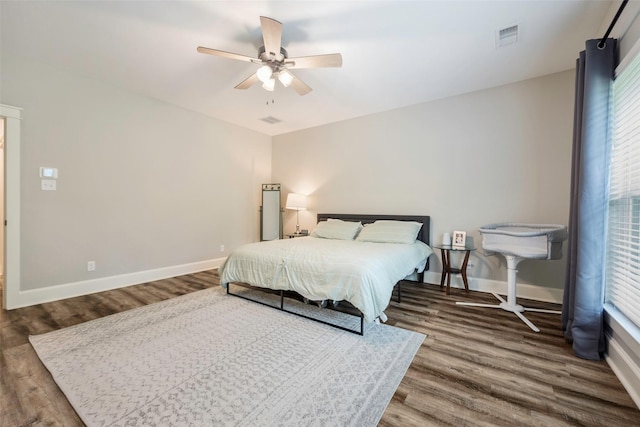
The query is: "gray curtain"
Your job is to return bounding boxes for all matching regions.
[562,39,616,360]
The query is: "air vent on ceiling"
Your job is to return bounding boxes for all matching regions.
[496,24,519,48]
[261,116,282,124]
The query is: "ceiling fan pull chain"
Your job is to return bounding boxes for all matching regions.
[265,91,276,106]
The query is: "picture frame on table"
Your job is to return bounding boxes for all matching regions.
[452,230,466,248]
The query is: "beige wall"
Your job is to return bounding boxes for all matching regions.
[0,51,575,299]
[1,54,271,292]
[618,1,640,63]
[273,70,575,293]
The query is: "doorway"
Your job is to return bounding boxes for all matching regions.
[0,117,4,289]
[1,104,21,310]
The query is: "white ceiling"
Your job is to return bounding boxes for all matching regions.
[0,1,618,136]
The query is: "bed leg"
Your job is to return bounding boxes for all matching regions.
[396,282,402,304]
[280,290,284,310]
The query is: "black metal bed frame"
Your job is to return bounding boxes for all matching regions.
[227,283,367,335]
[225,213,431,336]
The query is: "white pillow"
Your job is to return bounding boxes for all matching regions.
[355,220,422,244]
[311,219,363,240]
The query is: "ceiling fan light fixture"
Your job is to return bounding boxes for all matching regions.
[262,77,276,91]
[278,70,294,87]
[256,65,273,83]
[198,16,342,96]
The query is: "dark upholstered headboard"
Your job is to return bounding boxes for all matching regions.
[316,213,431,246]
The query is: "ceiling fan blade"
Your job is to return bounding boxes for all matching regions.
[235,73,260,90]
[289,73,312,96]
[286,53,342,69]
[197,46,257,63]
[260,16,283,60]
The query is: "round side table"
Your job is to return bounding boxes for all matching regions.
[433,244,475,294]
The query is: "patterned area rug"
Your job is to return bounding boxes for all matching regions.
[30,286,425,426]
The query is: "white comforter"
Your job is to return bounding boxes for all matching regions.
[218,236,433,322]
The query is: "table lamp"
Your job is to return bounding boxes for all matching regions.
[285,193,307,234]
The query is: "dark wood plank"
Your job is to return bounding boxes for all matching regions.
[1,271,638,427]
[381,282,640,426]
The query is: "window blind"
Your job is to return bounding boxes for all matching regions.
[605,48,640,329]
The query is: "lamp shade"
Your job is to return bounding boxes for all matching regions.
[256,65,273,83]
[286,193,307,210]
[278,70,294,88]
[262,77,275,92]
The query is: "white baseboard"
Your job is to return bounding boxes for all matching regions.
[422,271,563,304]
[7,258,226,309]
[604,306,640,409]
[605,334,640,409]
[10,266,561,310]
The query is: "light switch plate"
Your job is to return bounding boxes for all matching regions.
[41,179,56,191]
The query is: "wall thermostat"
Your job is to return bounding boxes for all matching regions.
[39,167,58,179]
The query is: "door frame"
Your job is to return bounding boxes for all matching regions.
[1,104,22,310]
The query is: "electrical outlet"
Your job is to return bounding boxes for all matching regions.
[220,244,225,252]
[87,261,96,271]
[41,179,57,191]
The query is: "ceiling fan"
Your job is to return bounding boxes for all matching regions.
[197,16,342,96]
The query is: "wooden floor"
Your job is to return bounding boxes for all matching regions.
[1,270,638,427]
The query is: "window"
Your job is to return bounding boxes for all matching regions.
[605,48,640,329]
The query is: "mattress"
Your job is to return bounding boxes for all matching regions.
[219,236,433,322]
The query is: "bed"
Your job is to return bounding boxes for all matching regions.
[218,213,432,334]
